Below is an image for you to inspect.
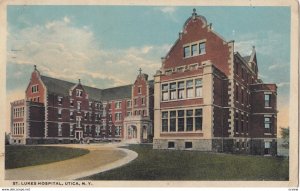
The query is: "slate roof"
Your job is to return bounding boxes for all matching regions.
[243,56,251,63]
[41,75,75,96]
[101,85,132,101]
[40,75,133,101]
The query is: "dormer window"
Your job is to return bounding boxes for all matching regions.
[76,89,83,97]
[31,85,39,93]
[58,97,63,105]
[70,99,74,107]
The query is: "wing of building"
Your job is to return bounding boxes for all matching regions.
[10,9,277,156]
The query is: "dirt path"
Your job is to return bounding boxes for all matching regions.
[5,143,137,180]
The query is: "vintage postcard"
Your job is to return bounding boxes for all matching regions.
[0,0,298,189]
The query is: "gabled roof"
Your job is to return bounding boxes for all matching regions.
[243,56,251,63]
[101,84,132,101]
[148,80,154,87]
[41,75,75,96]
[40,75,133,101]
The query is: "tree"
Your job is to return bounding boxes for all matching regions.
[280,127,289,148]
[5,132,10,145]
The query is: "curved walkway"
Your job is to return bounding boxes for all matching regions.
[5,143,138,180]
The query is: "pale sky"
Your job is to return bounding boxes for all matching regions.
[6,6,291,133]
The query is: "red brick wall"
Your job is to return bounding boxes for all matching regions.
[28,103,45,137]
[163,18,231,76]
[132,75,148,116]
[161,69,203,81]
[250,115,276,138]
[26,71,45,103]
[161,99,203,108]
[213,72,229,137]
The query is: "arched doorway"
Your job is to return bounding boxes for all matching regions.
[128,125,137,139]
[142,125,148,140]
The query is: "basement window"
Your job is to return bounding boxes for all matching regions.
[185,142,193,149]
[168,142,175,149]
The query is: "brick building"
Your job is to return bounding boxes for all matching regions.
[10,9,277,155]
[153,9,277,155]
[10,66,154,144]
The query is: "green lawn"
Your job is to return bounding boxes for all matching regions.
[83,144,288,180]
[5,145,89,169]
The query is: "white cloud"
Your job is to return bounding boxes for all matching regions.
[8,16,167,89]
[234,31,285,57]
[277,82,290,88]
[160,7,176,14]
[157,7,178,23]
[268,63,288,70]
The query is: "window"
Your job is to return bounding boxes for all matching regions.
[186,110,193,131]
[89,102,92,109]
[265,94,271,107]
[127,100,132,108]
[162,84,169,101]
[191,44,198,56]
[235,85,239,101]
[185,142,193,149]
[127,111,132,116]
[195,109,203,131]
[186,80,193,98]
[84,112,88,120]
[199,42,206,54]
[115,126,121,136]
[77,102,81,110]
[58,124,62,136]
[115,101,121,109]
[70,111,74,120]
[70,99,74,107]
[177,67,184,72]
[70,125,73,136]
[76,89,83,97]
[241,115,244,132]
[115,113,122,121]
[168,142,175,148]
[184,46,190,57]
[58,109,62,119]
[141,97,145,105]
[178,81,184,99]
[162,111,168,132]
[264,141,271,155]
[241,89,244,104]
[58,97,63,105]
[190,64,197,70]
[31,85,39,93]
[195,79,202,97]
[170,111,176,132]
[165,70,172,75]
[264,117,271,133]
[138,87,142,94]
[134,98,138,106]
[235,112,239,133]
[76,116,81,128]
[178,110,184,131]
[170,83,176,100]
